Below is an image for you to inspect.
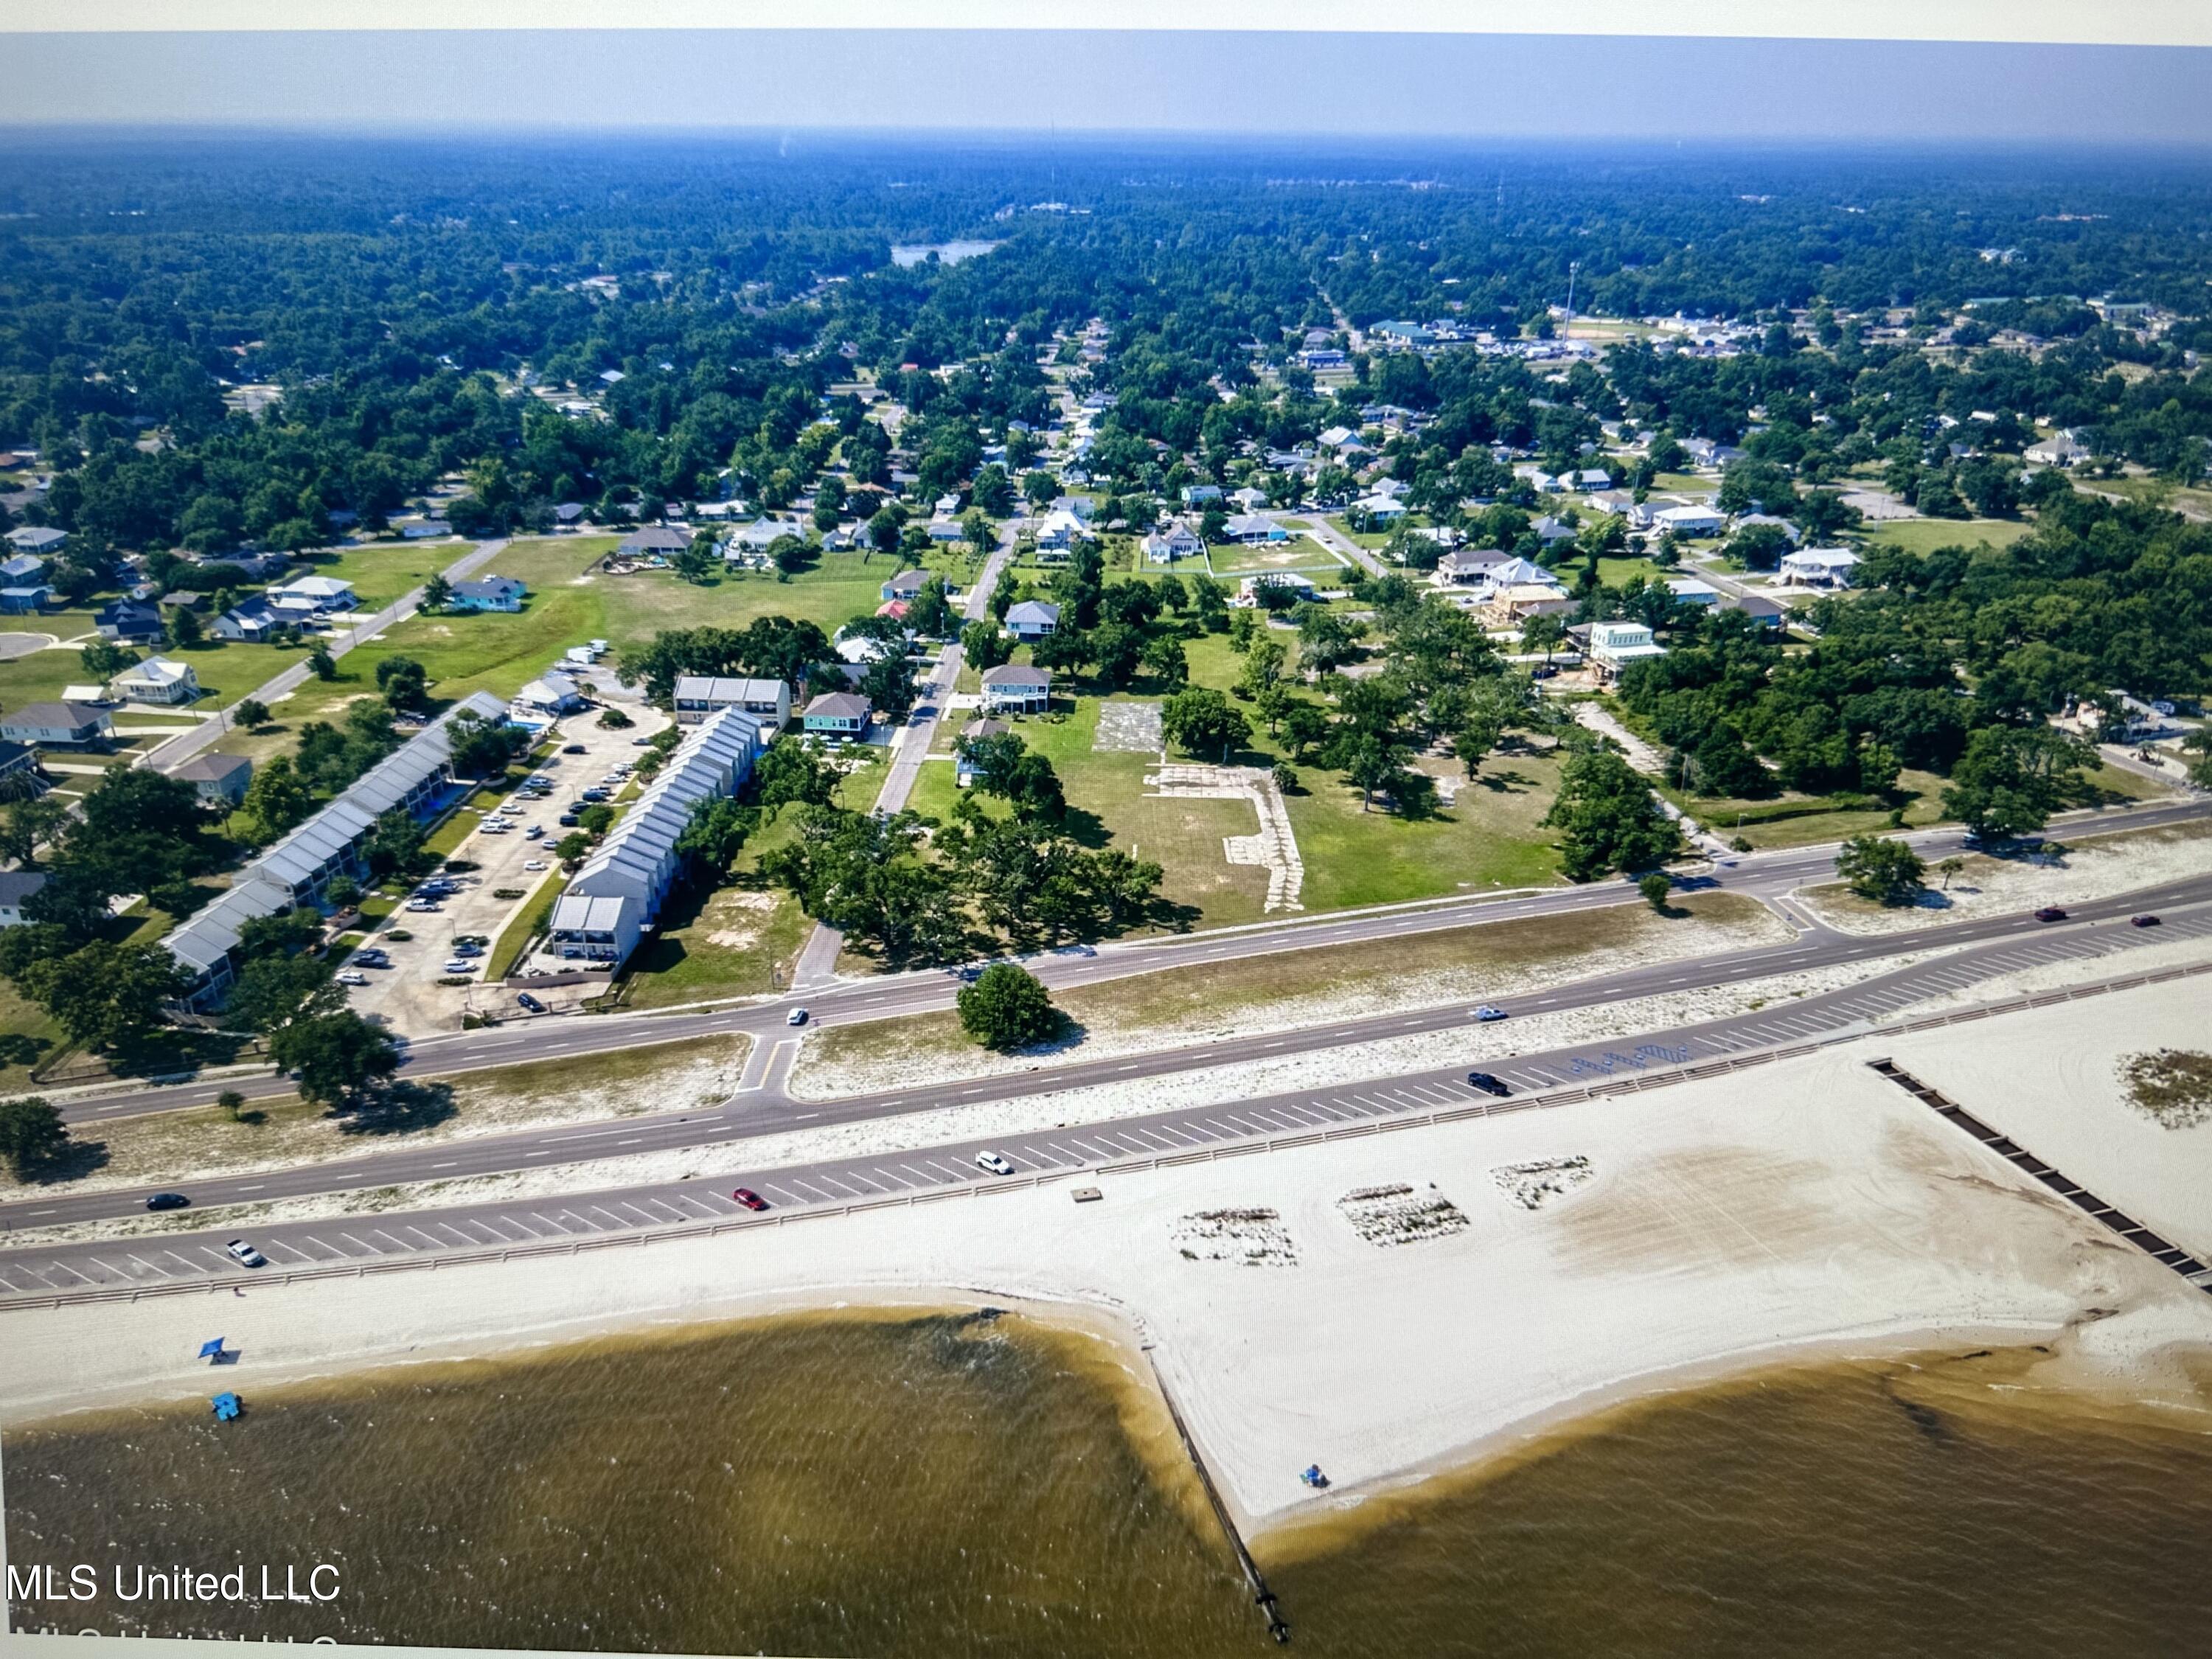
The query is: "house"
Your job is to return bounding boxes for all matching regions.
[448,575,527,613]
[955,718,1009,785]
[94,598,166,644]
[4,526,65,557]
[111,655,200,706]
[1004,599,1061,640]
[1301,348,1347,369]
[616,526,688,560]
[1033,508,1088,552]
[0,554,46,584]
[1731,512,1802,546]
[0,740,41,795]
[1666,577,1722,608]
[979,663,1053,714]
[1221,513,1287,544]
[1230,486,1270,513]
[672,675,790,728]
[1180,484,1223,507]
[1529,516,1579,546]
[1586,621,1669,683]
[1436,547,1512,586]
[1488,582,1576,622]
[212,597,282,642]
[933,493,962,518]
[925,519,967,544]
[512,671,587,716]
[553,502,588,527]
[2025,431,2088,467]
[1351,494,1408,523]
[159,692,511,1006]
[0,585,51,614]
[546,708,766,970]
[801,690,872,740]
[1048,495,1096,524]
[1649,504,1725,539]
[1317,425,1369,454]
[1725,594,1790,630]
[266,574,358,613]
[1143,521,1203,564]
[1568,467,1612,491]
[174,751,254,809]
[880,568,930,603]
[0,870,47,928]
[1778,547,1863,588]
[1,700,113,747]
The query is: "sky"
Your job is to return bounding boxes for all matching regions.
[2,29,2210,145]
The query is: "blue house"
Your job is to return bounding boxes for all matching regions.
[448,575,527,613]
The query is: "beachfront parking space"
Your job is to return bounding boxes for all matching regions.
[343,701,670,1034]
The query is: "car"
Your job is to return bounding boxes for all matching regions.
[525,859,550,872]
[2033,906,2068,923]
[632,736,653,747]
[2131,914,2162,927]
[563,742,588,754]
[525,825,543,839]
[557,813,580,827]
[580,787,610,802]
[731,1187,770,1211]
[405,900,441,913]
[225,1239,266,1267]
[973,1150,1016,1177]
[516,992,546,1012]
[1528,664,1560,680]
[1466,1071,1512,1098]
[787,1007,809,1026]
[442,959,479,974]
[352,948,389,967]
[479,823,509,835]
[337,970,367,986]
[145,1192,190,1211]
[453,943,484,957]
[1473,1006,1507,1023]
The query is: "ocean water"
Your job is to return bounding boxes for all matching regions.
[8,1312,2212,1658]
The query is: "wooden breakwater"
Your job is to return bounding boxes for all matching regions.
[1144,1346,1292,1644]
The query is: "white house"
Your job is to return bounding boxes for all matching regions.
[979,663,1053,714]
[1587,621,1669,682]
[1650,504,1725,538]
[512,671,587,715]
[1778,547,1863,588]
[2025,431,2088,467]
[1436,548,1512,586]
[1351,494,1408,523]
[1221,513,1287,544]
[1033,508,1088,552]
[672,675,790,728]
[4,526,66,557]
[1665,577,1722,608]
[0,702,112,747]
[1143,521,1203,564]
[266,574,358,612]
[1004,599,1060,639]
[111,655,201,706]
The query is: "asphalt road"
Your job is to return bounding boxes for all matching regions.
[47,791,2212,1130]
[7,865,2208,1251]
[4,888,2205,1298]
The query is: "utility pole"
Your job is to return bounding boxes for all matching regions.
[1565,260,1581,333]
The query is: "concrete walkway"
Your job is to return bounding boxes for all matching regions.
[1146,762,1306,911]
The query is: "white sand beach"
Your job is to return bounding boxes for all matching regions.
[7,976,2210,1540]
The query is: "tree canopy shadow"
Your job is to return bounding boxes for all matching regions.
[18,1135,111,1185]
[331,1079,458,1137]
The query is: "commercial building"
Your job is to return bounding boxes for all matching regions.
[160,691,509,1006]
[672,675,790,727]
[546,707,765,968]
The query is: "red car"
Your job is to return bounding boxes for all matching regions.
[731,1188,770,1211]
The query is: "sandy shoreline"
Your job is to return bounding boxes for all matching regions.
[6,979,2211,1540]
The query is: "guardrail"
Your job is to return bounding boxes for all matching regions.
[6,956,2208,1315]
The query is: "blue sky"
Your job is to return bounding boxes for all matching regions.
[1,30,2208,143]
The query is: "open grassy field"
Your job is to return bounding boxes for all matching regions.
[1203,539,1351,577]
[294,540,467,608]
[1863,518,2034,557]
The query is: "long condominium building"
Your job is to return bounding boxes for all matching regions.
[163,691,509,1006]
[546,707,765,969]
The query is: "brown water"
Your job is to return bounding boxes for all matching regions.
[9,1312,2212,1658]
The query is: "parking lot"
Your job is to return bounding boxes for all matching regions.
[342,698,672,1034]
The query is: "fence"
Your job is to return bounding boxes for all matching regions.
[6,957,2208,1315]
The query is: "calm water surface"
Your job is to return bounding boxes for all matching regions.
[9,1312,2212,1658]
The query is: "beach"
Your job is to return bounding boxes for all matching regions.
[5,976,2210,1537]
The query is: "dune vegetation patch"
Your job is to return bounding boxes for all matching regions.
[2119,1049,2212,1130]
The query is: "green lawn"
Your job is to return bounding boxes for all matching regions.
[295,540,467,608]
[1204,540,1351,578]
[1863,518,2034,557]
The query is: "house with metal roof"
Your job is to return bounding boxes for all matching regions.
[1004,599,1060,639]
[161,691,508,1005]
[112,655,200,706]
[672,675,790,727]
[546,708,765,968]
[449,575,527,613]
[802,691,872,740]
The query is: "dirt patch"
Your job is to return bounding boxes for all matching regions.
[1172,1207,1297,1266]
[1492,1157,1595,1211]
[1094,700,1164,752]
[2120,1049,2212,1130]
[1550,1146,1850,1276]
[703,888,782,950]
[1336,1183,1469,1247]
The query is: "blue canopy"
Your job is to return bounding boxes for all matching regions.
[198,1338,226,1359]
[210,1392,241,1420]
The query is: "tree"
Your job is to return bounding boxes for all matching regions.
[448,709,526,779]
[859,651,919,721]
[78,639,139,681]
[376,655,431,715]
[1141,632,1189,689]
[224,953,347,1035]
[1542,745,1680,881]
[751,734,843,816]
[167,605,205,649]
[1638,872,1674,911]
[18,942,189,1051]
[1160,687,1251,762]
[1238,636,1287,700]
[677,796,752,870]
[242,756,313,841]
[961,618,1012,672]
[0,796,69,867]
[1835,835,1929,907]
[306,643,338,681]
[217,1090,246,1122]
[0,1097,67,1178]
[234,697,271,731]
[956,962,1060,1051]
[422,572,453,610]
[1520,613,1566,664]
[554,832,592,863]
[1941,726,2095,841]
[270,1010,400,1107]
